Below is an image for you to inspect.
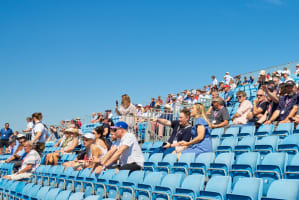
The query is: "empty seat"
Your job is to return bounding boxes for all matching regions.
[222,127,240,138]
[85,195,101,200]
[31,186,51,200]
[261,179,299,200]
[198,176,231,200]
[278,135,299,160]
[234,136,256,157]
[239,126,256,137]
[254,136,278,160]
[254,152,288,196]
[142,142,153,152]
[55,190,72,199]
[119,170,145,200]
[188,152,215,175]
[255,124,273,137]
[44,188,62,200]
[172,174,205,200]
[149,141,164,153]
[227,177,263,200]
[171,153,195,175]
[230,152,260,187]
[272,122,294,137]
[156,153,177,174]
[216,137,238,154]
[212,137,220,152]
[69,192,85,200]
[211,128,225,138]
[93,169,117,197]
[106,170,130,199]
[284,153,299,179]
[143,153,163,173]
[208,152,234,177]
[151,174,185,200]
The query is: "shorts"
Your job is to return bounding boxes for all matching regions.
[33,143,45,154]
[6,172,32,180]
[0,140,9,148]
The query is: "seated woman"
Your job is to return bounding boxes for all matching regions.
[63,133,106,171]
[179,103,212,157]
[45,128,79,165]
[92,126,109,152]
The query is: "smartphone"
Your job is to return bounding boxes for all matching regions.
[116,100,118,106]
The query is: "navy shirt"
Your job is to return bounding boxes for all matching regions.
[0,128,13,140]
[224,90,234,106]
[276,94,298,121]
[168,120,192,144]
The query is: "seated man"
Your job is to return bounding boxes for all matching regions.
[155,108,192,150]
[3,141,40,180]
[247,89,269,125]
[208,98,229,129]
[94,121,144,173]
[232,91,253,125]
[264,80,298,125]
[223,85,233,106]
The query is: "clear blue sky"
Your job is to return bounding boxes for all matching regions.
[0,0,298,131]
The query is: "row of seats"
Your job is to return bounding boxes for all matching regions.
[2,169,297,200]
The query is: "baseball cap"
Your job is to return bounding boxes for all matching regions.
[83,133,95,140]
[285,80,295,86]
[224,85,230,88]
[17,134,26,139]
[110,121,128,130]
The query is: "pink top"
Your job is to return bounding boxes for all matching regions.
[233,100,253,125]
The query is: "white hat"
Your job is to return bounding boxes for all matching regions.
[259,70,266,75]
[137,104,142,107]
[17,134,26,139]
[83,133,95,140]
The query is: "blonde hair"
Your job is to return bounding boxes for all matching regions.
[193,104,211,127]
[121,94,131,108]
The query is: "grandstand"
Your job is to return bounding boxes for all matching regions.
[1,61,299,200]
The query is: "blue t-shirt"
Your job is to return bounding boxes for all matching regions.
[17,147,26,159]
[224,90,233,106]
[0,128,13,140]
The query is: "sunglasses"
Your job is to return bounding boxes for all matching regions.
[257,94,264,97]
[237,96,243,98]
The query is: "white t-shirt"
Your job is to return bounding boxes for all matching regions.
[119,132,144,167]
[212,79,218,86]
[26,122,33,130]
[224,75,233,84]
[31,122,47,143]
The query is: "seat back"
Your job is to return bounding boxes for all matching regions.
[202,176,232,200]
[239,126,256,136]
[228,177,263,200]
[69,192,85,200]
[265,179,299,200]
[44,188,61,200]
[56,190,72,199]
[211,128,224,138]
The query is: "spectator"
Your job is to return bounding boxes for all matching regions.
[94,121,144,173]
[255,70,268,89]
[177,93,183,103]
[282,67,291,76]
[247,89,269,126]
[7,138,17,155]
[207,91,224,115]
[76,117,82,128]
[46,128,78,165]
[155,108,192,151]
[296,64,299,76]
[142,105,151,118]
[95,112,103,123]
[115,94,137,134]
[195,89,201,101]
[232,91,253,125]
[211,75,218,87]
[0,123,14,155]
[224,72,233,85]
[65,120,71,129]
[178,103,212,157]
[223,85,233,106]
[91,113,97,123]
[23,117,33,133]
[107,110,113,119]
[150,98,156,107]
[264,80,298,125]
[3,141,40,180]
[156,96,163,106]
[199,90,210,100]
[235,76,242,87]
[187,94,198,105]
[46,125,59,142]
[92,126,110,151]
[31,112,48,154]
[208,98,229,129]
[229,79,236,89]
[2,134,26,171]
[282,71,293,83]
[242,76,249,85]
[136,104,143,117]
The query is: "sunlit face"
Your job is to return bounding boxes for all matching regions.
[83,137,94,147]
[24,143,32,153]
[237,94,246,103]
[178,113,189,126]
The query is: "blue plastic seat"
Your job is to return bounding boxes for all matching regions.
[31,186,51,200]
[208,152,234,177]
[64,168,80,191]
[55,190,72,200]
[142,142,153,152]
[151,174,185,200]
[73,168,92,192]
[106,170,130,199]
[234,136,256,158]
[254,152,288,196]
[239,125,256,137]
[57,167,74,189]
[23,184,41,200]
[255,124,273,137]
[156,153,177,174]
[171,153,195,175]
[93,169,117,198]
[261,179,299,200]
[69,192,85,200]
[16,183,34,199]
[149,141,164,153]
[272,122,293,137]
[212,137,220,152]
[134,172,164,200]
[230,152,260,187]
[227,177,263,200]
[119,170,145,200]
[222,127,240,138]
[85,195,101,200]
[44,188,62,200]
[254,136,278,161]
[284,153,299,179]
[143,153,163,173]
[278,134,299,160]
[10,181,26,199]
[211,128,225,138]
[216,137,238,154]
[143,153,150,162]
[198,176,231,200]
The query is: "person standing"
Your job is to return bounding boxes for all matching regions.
[23,117,33,133]
[0,123,13,155]
[31,112,48,154]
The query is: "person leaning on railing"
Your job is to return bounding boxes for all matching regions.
[153,108,192,152]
